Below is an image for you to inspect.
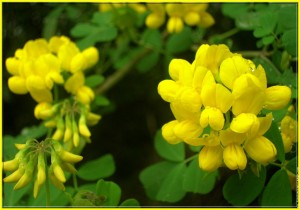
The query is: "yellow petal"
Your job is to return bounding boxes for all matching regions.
[200,107,224,131]
[57,41,80,71]
[169,59,192,84]
[223,144,247,170]
[232,74,265,115]
[198,11,215,28]
[48,36,70,53]
[64,72,85,94]
[257,113,273,136]
[230,113,260,134]
[201,71,216,107]
[145,14,165,29]
[6,57,20,75]
[167,17,184,33]
[219,55,252,90]
[177,87,202,113]
[82,47,99,69]
[244,136,277,164]
[199,145,223,172]
[170,102,200,122]
[76,86,95,104]
[157,80,181,102]
[166,3,185,16]
[192,66,209,93]
[8,76,28,94]
[173,120,203,146]
[161,120,182,144]
[184,11,200,26]
[216,84,233,113]
[264,86,291,110]
[220,129,245,146]
[252,64,267,89]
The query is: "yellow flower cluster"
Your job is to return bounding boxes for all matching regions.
[158,44,292,172]
[99,3,146,14]
[146,3,215,33]
[3,139,83,198]
[34,99,101,151]
[5,36,99,104]
[280,105,297,153]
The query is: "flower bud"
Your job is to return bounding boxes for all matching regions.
[48,165,65,191]
[52,116,65,141]
[14,156,36,190]
[8,76,28,94]
[3,167,25,183]
[3,159,19,172]
[79,114,91,138]
[72,119,80,147]
[86,112,101,126]
[199,145,223,172]
[264,86,291,110]
[37,152,46,186]
[52,141,83,163]
[51,150,66,183]
[64,114,73,142]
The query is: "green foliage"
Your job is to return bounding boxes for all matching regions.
[166,27,193,54]
[72,179,140,207]
[223,167,266,206]
[264,121,285,163]
[85,75,105,88]
[154,130,185,162]
[183,158,218,194]
[285,157,296,175]
[261,169,292,206]
[71,11,118,49]
[77,154,116,181]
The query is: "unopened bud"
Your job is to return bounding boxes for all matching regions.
[86,112,101,126]
[14,156,36,190]
[64,114,73,142]
[3,167,25,183]
[37,152,46,186]
[49,165,65,191]
[52,116,65,141]
[3,159,19,172]
[51,150,66,183]
[79,114,91,138]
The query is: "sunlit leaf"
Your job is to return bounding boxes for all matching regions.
[261,169,292,206]
[77,154,115,181]
[96,179,121,206]
[223,167,266,206]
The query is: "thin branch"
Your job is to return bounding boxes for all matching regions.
[95,47,152,94]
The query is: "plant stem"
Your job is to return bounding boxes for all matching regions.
[95,47,152,94]
[45,173,51,207]
[73,174,79,192]
[269,162,282,168]
[214,27,240,40]
[184,154,198,164]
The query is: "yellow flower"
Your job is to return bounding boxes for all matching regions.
[183,4,215,28]
[145,4,166,29]
[64,72,95,104]
[199,145,223,172]
[280,115,297,153]
[200,71,233,130]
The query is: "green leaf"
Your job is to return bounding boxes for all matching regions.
[264,121,285,163]
[3,182,31,206]
[119,198,140,207]
[223,167,266,206]
[277,4,297,33]
[166,27,193,54]
[286,157,296,175]
[141,29,162,51]
[137,51,159,73]
[253,12,278,38]
[3,135,18,161]
[77,154,115,181]
[235,12,260,30]
[85,75,105,88]
[253,57,281,85]
[183,158,218,194]
[221,3,249,19]
[261,169,292,206]
[262,35,275,46]
[91,11,114,26]
[282,29,297,57]
[139,161,186,202]
[94,95,110,106]
[156,162,187,202]
[96,179,121,206]
[154,129,185,162]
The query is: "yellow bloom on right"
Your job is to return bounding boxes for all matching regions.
[158,44,292,172]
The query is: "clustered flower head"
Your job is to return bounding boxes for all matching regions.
[6,36,99,104]
[6,36,102,150]
[146,3,215,33]
[158,44,292,172]
[3,139,83,198]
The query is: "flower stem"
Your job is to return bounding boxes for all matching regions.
[213,27,240,41]
[184,154,198,164]
[45,171,51,207]
[95,47,152,94]
[73,174,79,192]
